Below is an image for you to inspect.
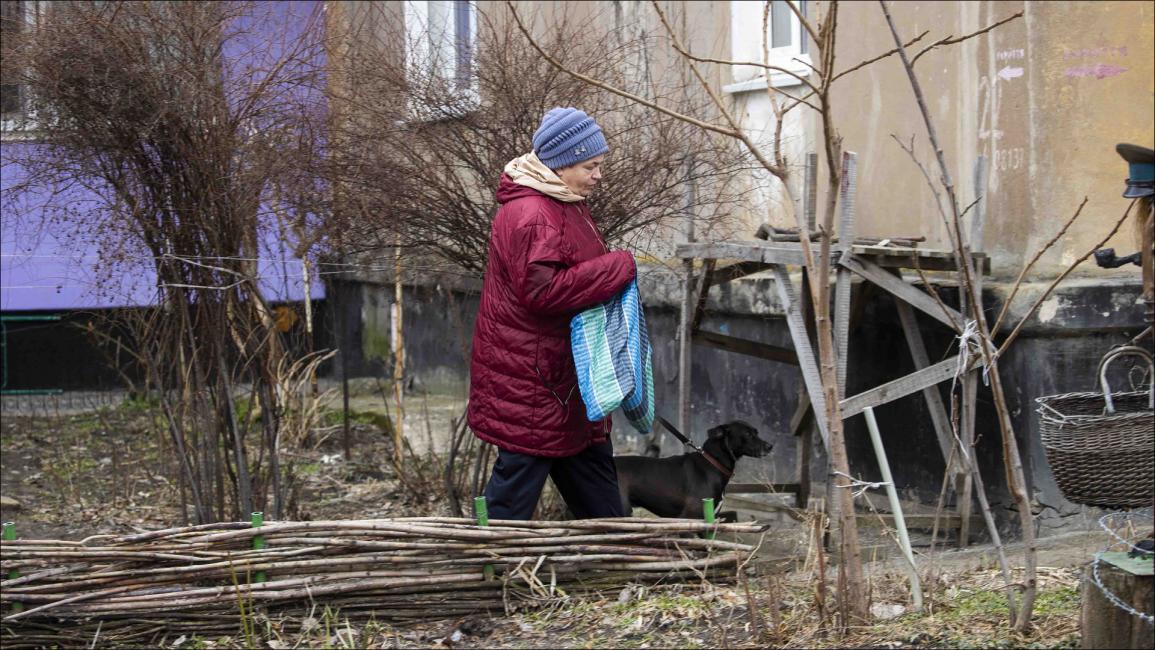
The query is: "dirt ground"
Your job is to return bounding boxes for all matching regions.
[0,391,1129,649]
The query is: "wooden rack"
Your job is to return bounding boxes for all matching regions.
[674,153,991,547]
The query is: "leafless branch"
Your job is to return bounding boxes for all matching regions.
[911,11,1024,65]
[505,1,739,139]
[831,30,929,83]
[998,200,1136,356]
[990,197,1091,336]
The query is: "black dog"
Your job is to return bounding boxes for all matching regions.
[614,420,773,520]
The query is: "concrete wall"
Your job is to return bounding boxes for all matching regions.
[340,264,1148,537]
[830,0,1153,279]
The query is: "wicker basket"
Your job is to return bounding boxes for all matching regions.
[1035,346,1154,509]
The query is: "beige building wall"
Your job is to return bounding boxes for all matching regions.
[828,0,1154,280]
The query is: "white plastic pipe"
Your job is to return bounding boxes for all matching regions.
[863,406,924,611]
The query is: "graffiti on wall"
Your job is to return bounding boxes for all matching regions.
[1062,44,1129,80]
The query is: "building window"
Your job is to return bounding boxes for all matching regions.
[1,1,28,129]
[725,0,810,93]
[404,0,477,116]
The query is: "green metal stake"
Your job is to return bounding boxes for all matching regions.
[3,522,22,613]
[702,498,717,540]
[474,497,495,581]
[251,512,267,584]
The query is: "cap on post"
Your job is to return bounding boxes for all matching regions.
[1116,143,1155,199]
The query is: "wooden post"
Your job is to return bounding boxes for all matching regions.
[834,152,857,392]
[958,155,989,549]
[1081,553,1153,649]
[678,258,695,443]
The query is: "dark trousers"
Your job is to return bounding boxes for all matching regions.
[482,441,625,520]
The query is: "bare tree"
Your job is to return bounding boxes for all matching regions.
[323,3,755,276]
[2,1,329,523]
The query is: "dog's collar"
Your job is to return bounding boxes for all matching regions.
[699,451,733,479]
[656,415,734,478]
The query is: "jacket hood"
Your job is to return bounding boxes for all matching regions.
[498,152,586,204]
[495,173,544,205]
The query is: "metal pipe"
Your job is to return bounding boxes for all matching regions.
[251,512,266,583]
[3,522,22,613]
[863,407,923,611]
[702,498,716,540]
[475,496,494,580]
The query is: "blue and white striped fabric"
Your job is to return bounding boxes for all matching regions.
[570,278,655,434]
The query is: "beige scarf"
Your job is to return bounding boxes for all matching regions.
[504,152,585,203]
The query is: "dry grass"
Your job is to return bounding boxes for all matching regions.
[1,400,1084,649]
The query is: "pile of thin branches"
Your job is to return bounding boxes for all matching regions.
[2,517,767,645]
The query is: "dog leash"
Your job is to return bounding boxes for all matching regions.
[656,416,733,479]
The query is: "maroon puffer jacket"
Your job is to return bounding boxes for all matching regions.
[467,174,637,457]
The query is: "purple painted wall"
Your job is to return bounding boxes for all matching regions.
[0,1,327,312]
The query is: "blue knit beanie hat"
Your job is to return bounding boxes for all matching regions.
[532,107,609,170]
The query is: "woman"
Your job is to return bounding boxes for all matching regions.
[467,107,637,520]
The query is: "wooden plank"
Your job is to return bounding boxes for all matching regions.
[958,372,977,548]
[841,255,964,331]
[895,298,956,467]
[676,241,819,266]
[797,424,813,509]
[971,155,988,253]
[805,152,818,232]
[834,153,858,395]
[678,259,694,439]
[856,513,974,530]
[840,357,964,419]
[692,330,799,365]
[958,266,984,548]
[721,495,800,517]
[726,483,802,495]
[790,391,812,434]
[706,261,773,287]
[773,265,830,451]
[835,270,854,391]
[957,156,988,549]
[690,259,716,331]
[852,245,991,274]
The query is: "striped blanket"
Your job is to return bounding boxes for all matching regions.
[570,278,655,434]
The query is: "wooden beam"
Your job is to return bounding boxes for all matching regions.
[706,261,773,287]
[790,391,812,434]
[834,153,858,396]
[725,483,802,495]
[840,357,965,419]
[895,297,956,468]
[957,155,989,549]
[850,245,991,275]
[692,330,799,365]
[676,241,824,266]
[690,259,717,332]
[773,265,830,451]
[856,513,975,530]
[721,495,803,520]
[678,259,694,439]
[841,255,964,331]
[797,424,813,509]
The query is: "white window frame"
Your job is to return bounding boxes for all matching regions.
[724,0,812,94]
[1,0,45,141]
[402,0,479,121]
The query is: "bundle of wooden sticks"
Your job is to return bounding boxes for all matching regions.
[1,517,767,645]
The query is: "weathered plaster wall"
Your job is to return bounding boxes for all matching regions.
[831,0,1154,280]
